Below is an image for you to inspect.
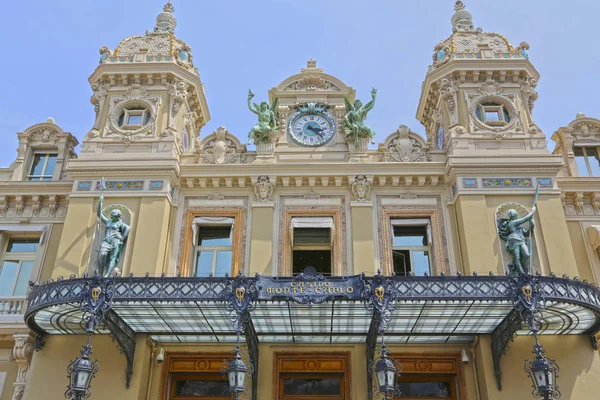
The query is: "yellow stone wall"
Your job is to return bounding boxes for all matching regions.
[249,206,274,275]
[350,205,376,274]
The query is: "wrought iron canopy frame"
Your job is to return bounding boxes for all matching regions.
[25,273,600,395]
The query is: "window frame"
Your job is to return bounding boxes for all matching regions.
[162,353,233,400]
[476,103,510,126]
[573,146,600,177]
[27,152,58,181]
[280,209,344,277]
[181,210,244,278]
[192,221,234,278]
[273,352,351,400]
[391,219,433,276]
[380,208,448,276]
[0,236,40,297]
[389,353,467,400]
[118,107,151,130]
[291,217,334,275]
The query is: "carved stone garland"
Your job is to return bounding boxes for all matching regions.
[283,76,342,92]
[166,78,190,135]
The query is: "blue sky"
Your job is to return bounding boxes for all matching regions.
[0,0,598,166]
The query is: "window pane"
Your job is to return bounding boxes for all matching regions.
[475,106,483,121]
[195,251,213,277]
[589,148,600,177]
[44,154,57,177]
[29,155,45,177]
[144,112,152,125]
[283,377,341,396]
[215,251,232,277]
[393,249,411,276]
[7,239,38,253]
[14,261,34,296]
[174,379,228,397]
[292,250,331,275]
[118,113,125,126]
[574,147,590,177]
[127,114,142,125]
[413,251,431,276]
[294,228,330,245]
[0,262,19,296]
[485,110,500,122]
[503,108,511,122]
[396,380,452,398]
[393,226,428,246]
[198,226,232,246]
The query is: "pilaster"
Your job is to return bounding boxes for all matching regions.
[455,195,498,274]
[536,195,579,276]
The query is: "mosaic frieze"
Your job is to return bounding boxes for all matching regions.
[482,178,533,188]
[95,180,144,191]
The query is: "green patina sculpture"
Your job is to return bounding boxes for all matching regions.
[497,207,536,275]
[97,193,131,277]
[247,89,279,145]
[343,88,377,145]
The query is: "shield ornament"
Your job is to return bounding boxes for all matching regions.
[375,286,385,303]
[91,287,102,302]
[235,287,246,303]
[522,285,533,304]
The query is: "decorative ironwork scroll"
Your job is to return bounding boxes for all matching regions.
[491,308,522,390]
[104,310,136,389]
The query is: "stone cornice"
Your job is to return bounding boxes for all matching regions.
[445,155,563,181]
[556,177,600,192]
[180,161,446,176]
[416,58,539,122]
[0,181,72,195]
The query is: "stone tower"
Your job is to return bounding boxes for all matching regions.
[80,1,210,161]
[417,1,544,156]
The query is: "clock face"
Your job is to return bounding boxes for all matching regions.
[289,113,336,147]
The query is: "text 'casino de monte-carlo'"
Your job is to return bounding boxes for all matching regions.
[0,1,600,400]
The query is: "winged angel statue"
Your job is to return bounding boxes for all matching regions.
[343,88,377,145]
[247,89,279,145]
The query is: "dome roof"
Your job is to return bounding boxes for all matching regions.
[98,2,196,72]
[430,1,527,69]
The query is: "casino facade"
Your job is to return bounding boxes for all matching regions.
[0,1,600,399]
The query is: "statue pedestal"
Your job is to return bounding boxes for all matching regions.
[253,140,276,164]
[347,137,370,163]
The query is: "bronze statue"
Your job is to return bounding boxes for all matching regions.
[247,89,279,145]
[97,191,130,277]
[343,88,377,144]
[497,207,536,275]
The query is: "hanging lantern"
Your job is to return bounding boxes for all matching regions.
[65,341,98,399]
[227,349,248,396]
[525,342,560,400]
[375,351,397,394]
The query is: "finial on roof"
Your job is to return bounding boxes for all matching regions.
[301,58,323,73]
[154,1,177,34]
[452,0,475,32]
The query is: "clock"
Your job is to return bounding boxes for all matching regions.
[288,104,336,147]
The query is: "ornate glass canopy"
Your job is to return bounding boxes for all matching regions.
[25,272,600,396]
